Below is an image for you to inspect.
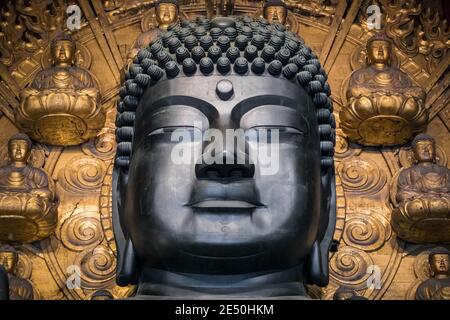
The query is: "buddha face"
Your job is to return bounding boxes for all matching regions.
[264,6,287,25]
[8,139,31,164]
[0,252,17,273]
[120,75,328,274]
[367,40,391,66]
[414,139,435,163]
[156,3,178,28]
[51,40,75,66]
[430,254,450,276]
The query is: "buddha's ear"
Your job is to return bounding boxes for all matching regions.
[112,167,139,286]
[305,165,336,287]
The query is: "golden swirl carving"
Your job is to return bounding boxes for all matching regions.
[59,211,104,252]
[330,246,374,289]
[334,129,362,160]
[81,128,117,161]
[75,245,116,289]
[58,156,107,193]
[337,158,387,195]
[343,213,391,252]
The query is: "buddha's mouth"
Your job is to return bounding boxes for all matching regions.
[187,180,264,209]
[190,199,263,209]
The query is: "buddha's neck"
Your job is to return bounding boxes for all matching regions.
[136,265,306,298]
[372,63,388,70]
[435,274,449,279]
[10,161,27,169]
[55,62,71,68]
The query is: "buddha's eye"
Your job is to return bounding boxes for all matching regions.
[244,126,303,144]
[148,126,201,136]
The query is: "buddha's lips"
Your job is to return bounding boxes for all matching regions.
[186,180,264,209]
[189,200,263,209]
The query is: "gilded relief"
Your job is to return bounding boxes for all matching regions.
[0,245,34,300]
[340,32,428,146]
[0,0,448,301]
[16,33,106,146]
[391,134,450,243]
[0,134,57,243]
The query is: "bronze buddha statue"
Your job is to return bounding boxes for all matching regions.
[416,250,450,300]
[392,134,450,243]
[0,245,33,300]
[0,134,57,243]
[16,33,105,146]
[113,16,336,299]
[339,32,428,146]
[263,0,288,26]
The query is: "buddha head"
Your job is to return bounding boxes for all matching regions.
[0,245,18,274]
[114,17,336,290]
[155,0,179,30]
[50,33,76,67]
[412,134,436,164]
[8,134,32,166]
[333,287,359,300]
[263,0,288,25]
[366,32,393,67]
[429,250,450,277]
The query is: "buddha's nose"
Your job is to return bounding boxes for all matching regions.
[195,149,255,180]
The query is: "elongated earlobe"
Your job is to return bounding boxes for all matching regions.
[116,237,139,286]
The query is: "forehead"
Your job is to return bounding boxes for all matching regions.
[136,75,315,123]
[9,139,29,145]
[369,40,390,48]
[415,140,433,146]
[433,254,449,259]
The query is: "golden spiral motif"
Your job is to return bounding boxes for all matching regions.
[334,130,362,159]
[76,246,116,289]
[59,156,107,193]
[343,213,390,252]
[330,246,374,289]
[81,129,117,161]
[60,212,104,252]
[337,158,386,194]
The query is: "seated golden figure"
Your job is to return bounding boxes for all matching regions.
[0,134,57,243]
[392,134,450,243]
[416,250,450,300]
[263,0,288,25]
[16,33,105,146]
[339,33,428,146]
[127,0,180,67]
[0,245,33,300]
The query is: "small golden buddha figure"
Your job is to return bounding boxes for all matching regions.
[16,33,105,146]
[392,134,450,243]
[0,245,34,300]
[339,32,428,146]
[127,0,180,66]
[0,134,57,243]
[263,0,288,25]
[333,287,368,300]
[416,250,450,300]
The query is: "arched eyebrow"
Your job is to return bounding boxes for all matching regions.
[231,95,309,123]
[139,95,219,124]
